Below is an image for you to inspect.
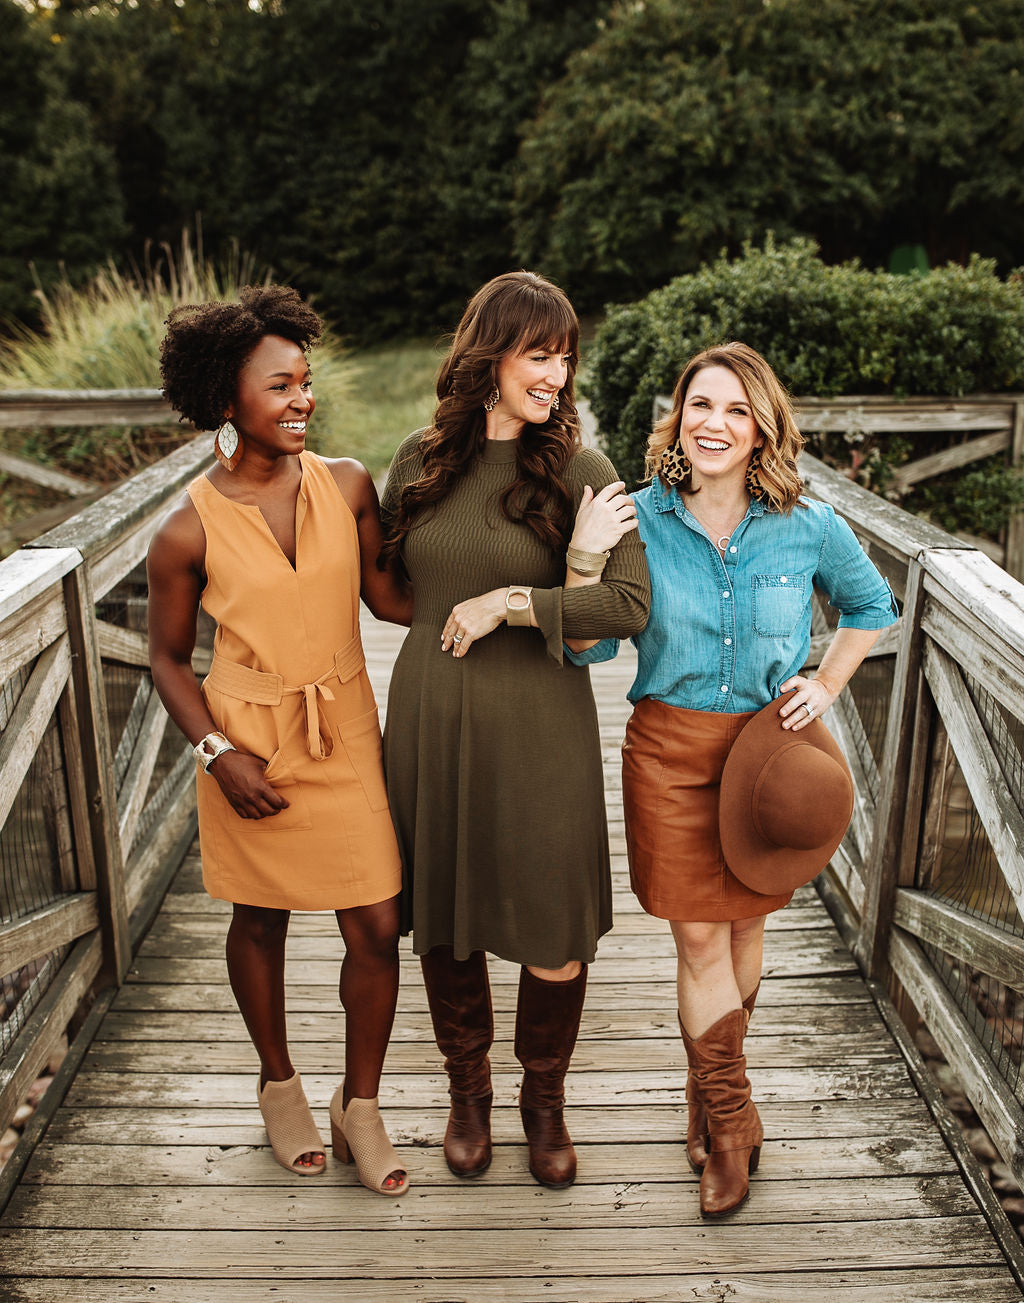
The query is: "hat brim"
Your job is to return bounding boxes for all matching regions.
[719,698,854,895]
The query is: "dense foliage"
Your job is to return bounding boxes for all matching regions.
[3,0,1023,340]
[586,239,1024,537]
[515,0,1024,313]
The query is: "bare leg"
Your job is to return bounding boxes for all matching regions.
[336,894,403,1191]
[670,919,741,1037]
[731,915,766,1005]
[226,902,324,1170]
[336,895,401,1102]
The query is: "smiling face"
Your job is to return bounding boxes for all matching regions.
[679,364,763,490]
[489,340,571,438]
[225,334,314,461]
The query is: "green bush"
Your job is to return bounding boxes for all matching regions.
[587,239,1024,506]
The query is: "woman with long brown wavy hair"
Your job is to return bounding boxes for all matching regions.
[380,270,650,1189]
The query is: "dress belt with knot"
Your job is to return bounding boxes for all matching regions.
[204,633,366,761]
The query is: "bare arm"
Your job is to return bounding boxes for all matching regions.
[778,626,884,732]
[329,458,413,626]
[146,496,288,819]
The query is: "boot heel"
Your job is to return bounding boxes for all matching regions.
[748,1145,761,1174]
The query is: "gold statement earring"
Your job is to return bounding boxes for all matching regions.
[483,387,500,413]
[551,392,560,411]
[214,419,244,471]
[659,439,692,487]
[745,447,768,503]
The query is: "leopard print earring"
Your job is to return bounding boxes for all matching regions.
[659,440,692,486]
[745,447,768,503]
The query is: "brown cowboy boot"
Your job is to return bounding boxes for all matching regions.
[685,1006,762,1216]
[514,965,587,1189]
[419,946,494,1177]
[681,981,760,1174]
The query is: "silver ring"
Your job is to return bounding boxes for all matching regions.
[453,634,464,643]
[803,703,814,717]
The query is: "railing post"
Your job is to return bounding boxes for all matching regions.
[856,554,929,981]
[62,563,130,984]
[1004,397,1024,580]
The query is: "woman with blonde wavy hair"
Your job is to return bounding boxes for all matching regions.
[380,271,650,1189]
[567,341,896,1216]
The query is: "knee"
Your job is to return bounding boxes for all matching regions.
[343,910,400,966]
[672,922,731,974]
[229,905,289,949]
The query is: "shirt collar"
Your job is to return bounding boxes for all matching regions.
[650,474,770,519]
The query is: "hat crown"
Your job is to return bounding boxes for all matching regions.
[750,742,853,852]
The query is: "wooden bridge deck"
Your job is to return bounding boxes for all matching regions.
[0,615,1020,1302]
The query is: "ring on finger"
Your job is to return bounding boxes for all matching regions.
[453,633,464,644]
[803,702,814,718]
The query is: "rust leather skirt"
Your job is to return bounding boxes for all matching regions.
[622,697,794,922]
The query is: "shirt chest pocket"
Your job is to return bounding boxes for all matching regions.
[752,572,806,638]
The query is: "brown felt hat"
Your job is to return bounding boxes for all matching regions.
[719,697,854,895]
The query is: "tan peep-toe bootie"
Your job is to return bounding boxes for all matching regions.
[329,1089,409,1197]
[256,1071,325,1176]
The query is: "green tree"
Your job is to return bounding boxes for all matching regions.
[514,0,1024,312]
[0,0,125,324]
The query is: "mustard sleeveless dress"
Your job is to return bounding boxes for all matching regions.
[187,452,402,911]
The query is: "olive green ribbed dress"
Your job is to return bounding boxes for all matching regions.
[381,432,650,968]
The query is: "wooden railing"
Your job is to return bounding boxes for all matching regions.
[0,432,211,1151]
[798,453,1024,1190]
[2,392,1024,1245]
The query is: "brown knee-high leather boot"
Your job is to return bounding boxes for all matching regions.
[514,965,587,1189]
[681,981,760,1174]
[419,946,493,1177]
[684,1006,762,1216]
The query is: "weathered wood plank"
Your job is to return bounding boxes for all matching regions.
[61,1064,917,1109]
[110,973,873,1014]
[0,387,176,428]
[0,1218,1006,1277]
[890,930,1024,1186]
[0,634,71,830]
[2,1174,977,1231]
[893,889,1024,995]
[33,1098,948,1148]
[0,934,102,1138]
[0,449,99,494]
[17,1132,959,1187]
[922,640,1024,921]
[0,894,98,978]
[0,1270,1018,1303]
[81,1029,897,1073]
[890,429,1011,493]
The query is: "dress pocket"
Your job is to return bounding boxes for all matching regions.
[337,708,390,813]
[249,749,314,831]
[752,573,806,638]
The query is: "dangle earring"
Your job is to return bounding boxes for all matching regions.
[483,387,500,413]
[659,439,692,487]
[551,392,560,411]
[214,418,244,471]
[745,447,768,503]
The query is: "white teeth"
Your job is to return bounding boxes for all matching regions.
[696,438,728,451]
[527,390,552,402]
[280,422,306,430]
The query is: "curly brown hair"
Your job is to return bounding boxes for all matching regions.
[159,284,323,431]
[381,271,582,569]
[647,341,805,513]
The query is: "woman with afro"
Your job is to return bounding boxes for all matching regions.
[148,284,411,1195]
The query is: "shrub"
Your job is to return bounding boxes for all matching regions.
[587,239,1024,507]
[0,232,353,482]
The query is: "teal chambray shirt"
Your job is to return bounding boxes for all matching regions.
[565,476,898,712]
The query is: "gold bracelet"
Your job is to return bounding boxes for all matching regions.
[566,546,609,577]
